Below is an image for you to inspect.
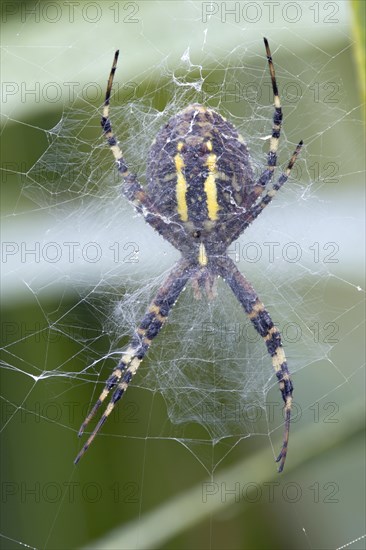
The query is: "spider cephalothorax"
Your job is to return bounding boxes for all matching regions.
[75,39,303,472]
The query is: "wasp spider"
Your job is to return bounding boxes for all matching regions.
[75,38,303,472]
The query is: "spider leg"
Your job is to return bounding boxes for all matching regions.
[101,51,148,208]
[224,140,302,247]
[249,38,284,202]
[215,255,293,472]
[243,140,303,230]
[75,258,195,464]
[101,51,188,248]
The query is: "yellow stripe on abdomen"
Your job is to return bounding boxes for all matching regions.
[204,153,219,221]
[175,142,188,221]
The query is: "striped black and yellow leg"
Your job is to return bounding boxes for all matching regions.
[243,140,303,230]
[100,50,150,210]
[225,140,302,245]
[75,259,195,464]
[216,256,293,472]
[249,38,284,201]
[100,50,190,248]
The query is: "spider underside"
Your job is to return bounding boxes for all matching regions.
[75,38,303,472]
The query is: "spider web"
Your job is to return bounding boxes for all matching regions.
[1,2,365,550]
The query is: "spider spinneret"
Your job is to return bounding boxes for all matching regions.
[75,38,303,472]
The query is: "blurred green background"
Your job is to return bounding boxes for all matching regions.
[1,1,365,549]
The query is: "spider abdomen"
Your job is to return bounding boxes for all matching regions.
[147,104,255,240]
